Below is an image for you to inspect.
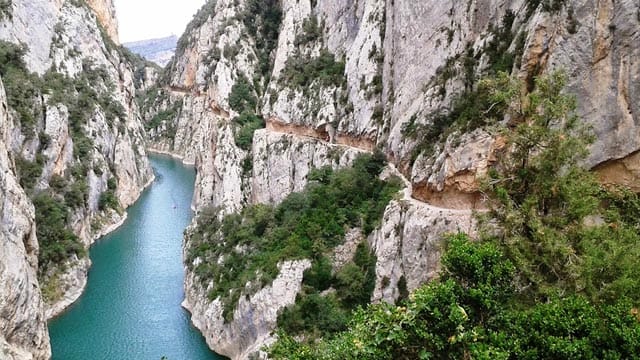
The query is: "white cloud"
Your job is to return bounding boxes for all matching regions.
[114,0,207,43]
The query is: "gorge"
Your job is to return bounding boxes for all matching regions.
[0,0,639,359]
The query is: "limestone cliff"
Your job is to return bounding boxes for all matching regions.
[145,0,640,358]
[85,0,120,44]
[0,77,50,360]
[0,0,153,322]
[182,258,311,359]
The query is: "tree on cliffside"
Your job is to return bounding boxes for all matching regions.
[482,71,640,304]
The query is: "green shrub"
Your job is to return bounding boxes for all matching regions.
[526,0,567,18]
[334,243,377,308]
[301,256,333,292]
[34,193,85,275]
[0,0,12,21]
[233,111,265,150]
[277,293,349,337]
[64,179,88,209]
[14,155,44,192]
[49,175,68,192]
[0,40,42,136]
[280,48,346,90]
[145,99,183,130]
[269,235,640,359]
[241,0,282,77]
[228,75,257,113]
[98,177,119,210]
[278,243,377,340]
[485,10,517,74]
[404,73,517,164]
[294,16,321,47]
[479,72,640,304]
[98,190,119,210]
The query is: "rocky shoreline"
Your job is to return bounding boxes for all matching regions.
[45,173,156,320]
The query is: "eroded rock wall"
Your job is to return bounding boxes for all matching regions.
[182,259,311,360]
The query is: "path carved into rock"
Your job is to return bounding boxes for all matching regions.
[261,118,475,216]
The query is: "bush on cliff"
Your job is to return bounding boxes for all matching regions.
[270,235,640,359]
[33,193,85,276]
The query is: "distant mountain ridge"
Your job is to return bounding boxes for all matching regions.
[124,35,177,67]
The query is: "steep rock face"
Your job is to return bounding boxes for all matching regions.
[147,0,640,357]
[85,0,119,44]
[370,167,476,304]
[0,77,50,360]
[0,0,60,74]
[0,0,153,318]
[527,0,640,169]
[145,0,266,213]
[40,0,152,316]
[251,129,365,205]
[183,259,311,360]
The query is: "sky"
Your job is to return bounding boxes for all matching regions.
[114,0,207,43]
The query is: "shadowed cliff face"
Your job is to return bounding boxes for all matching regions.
[142,0,640,358]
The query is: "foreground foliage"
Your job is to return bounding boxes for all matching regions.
[270,235,640,359]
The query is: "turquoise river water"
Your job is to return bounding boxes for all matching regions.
[49,155,224,360]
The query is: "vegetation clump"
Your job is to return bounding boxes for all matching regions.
[526,0,568,18]
[34,193,85,276]
[0,41,42,136]
[403,73,516,163]
[186,152,401,322]
[145,99,183,132]
[0,0,12,21]
[280,48,346,90]
[232,111,265,151]
[482,72,640,304]
[270,235,640,359]
[241,0,282,78]
[294,16,321,47]
[98,178,119,210]
[0,38,133,289]
[227,74,265,151]
[277,242,378,339]
[228,74,257,113]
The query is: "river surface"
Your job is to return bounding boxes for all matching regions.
[49,155,223,360]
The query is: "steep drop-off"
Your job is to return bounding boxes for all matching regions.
[0,76,50,360]
[143,0,640,358]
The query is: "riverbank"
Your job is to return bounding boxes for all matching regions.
[44,173,156,320]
